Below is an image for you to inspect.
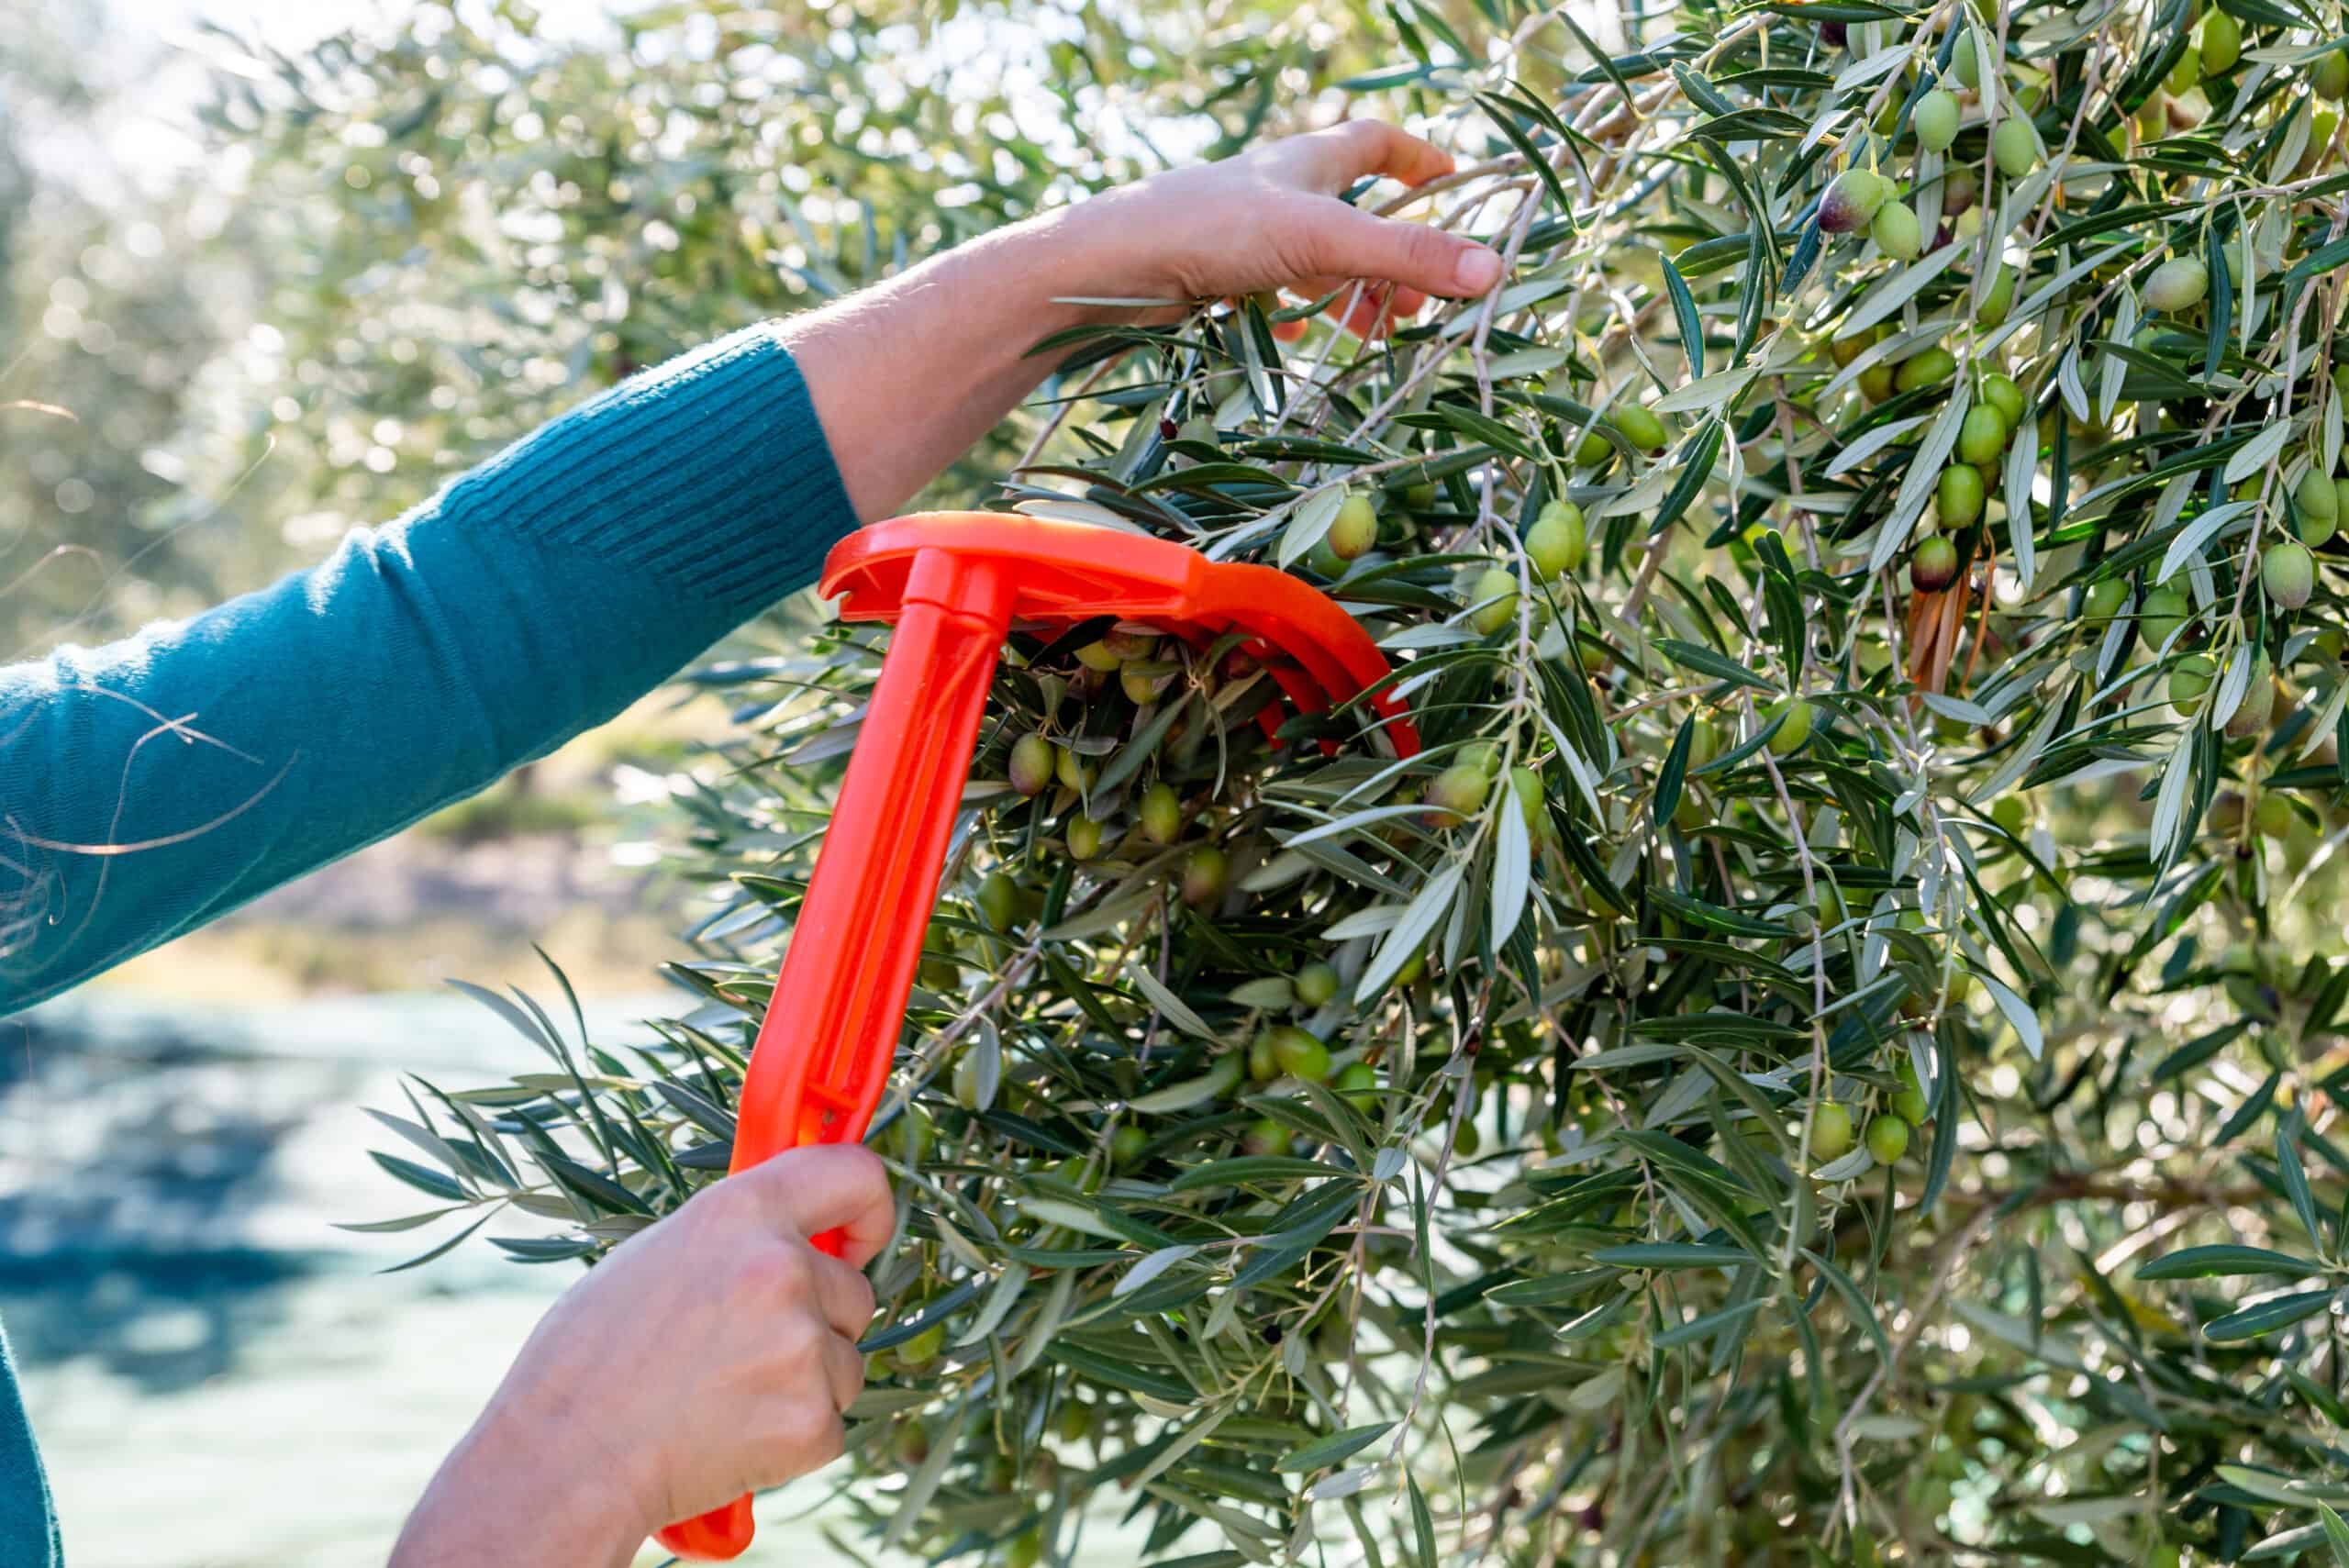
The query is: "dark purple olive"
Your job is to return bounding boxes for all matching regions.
[1911,536,1958,593]
[1821,21,1847,46]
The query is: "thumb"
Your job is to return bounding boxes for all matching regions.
[732,1143,896,1268]
[1297,202,1503,301]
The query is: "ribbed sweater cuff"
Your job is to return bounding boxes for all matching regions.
[445,321,861,617]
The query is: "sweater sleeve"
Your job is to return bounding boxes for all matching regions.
[0,322,860,1014]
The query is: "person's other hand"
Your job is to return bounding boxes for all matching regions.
[1065,120,1502,339]
[389,1143,895,1568]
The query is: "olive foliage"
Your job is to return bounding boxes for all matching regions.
[346,2,2349,1563]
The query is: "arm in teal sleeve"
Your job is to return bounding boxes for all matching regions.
[0,321,859,1013]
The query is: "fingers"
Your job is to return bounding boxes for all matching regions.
[1289,119,1457,191]
[734,1143,896,1267]
[818,1329,866,1414]
[807,1250,878,1341]
[1296,200,1503,301]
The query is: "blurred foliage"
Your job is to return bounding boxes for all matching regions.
[236,0,2349,1563]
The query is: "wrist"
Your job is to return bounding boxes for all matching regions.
[398,1387,657,1568]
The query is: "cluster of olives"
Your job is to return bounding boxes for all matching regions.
[1805,1051,1937,1171]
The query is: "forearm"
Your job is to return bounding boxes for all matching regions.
[390,1402,649,1568]
[784,204,1123,522]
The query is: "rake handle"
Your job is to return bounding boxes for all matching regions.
[653,550,1019,1561]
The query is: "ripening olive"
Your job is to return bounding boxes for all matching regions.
[1820,167,1894,233]
[2225,655,2275,738]
[1241,1117,1292,1157]
[1009,732,1055,796]
[1101,626,1157,660]
[1913,536,1959,592]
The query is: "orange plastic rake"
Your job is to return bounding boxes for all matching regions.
[655,512,1418,1560]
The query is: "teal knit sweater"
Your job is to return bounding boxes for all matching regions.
[0,323,861,1563]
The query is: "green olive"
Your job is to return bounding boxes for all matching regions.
[1009,732,1055,796]
[1766,696,1815,756]
[1334,1061,1379,1112]
[1957,405,2009,465]
[1809,1101,1855,1162]
[1913,88,1961,151]
[2139,585,2191,650]
[1330,491,1380,560]
[2199,8,2241,73]
[1139,781,1182,845]
[1269,1026,1332,1083]
[1865,1114,1912,1164]
[1992,117,2041,178]
[2084,577,2128,621]
[2318,50,2349,103]
[2264,539,2315,610]
[1872,199,1924,261]
[976,871,1019,931]
[1912,536,1958,592]
[2143,255,2209,313]
[1614,405,1672,452]
[1526,499,1587,580]
[1468,565,1520,635]
[1976,264,2018,328]
[1897,347,1958,392]
[1427,762,1492,817]
[1241,1117,1292,1157]
[2296,470,2341,548]
[1937,463,1986,526]
[2170,654,2217,714]
[1109,1124,1149,1166]
[1294,961,1340,1009]
[1982,371,2025,427]
[1179,844,1229,906]
[1067,816,1105,861]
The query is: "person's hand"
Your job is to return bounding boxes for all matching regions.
[1061,120,1504,339]
[389,1144,895,1568]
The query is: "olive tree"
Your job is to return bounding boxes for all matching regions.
[342,1,2349,1562]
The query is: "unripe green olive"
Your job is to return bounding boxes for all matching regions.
[1897,347,1957,393]
[1976,264,2018,328]
[1573,428,1612,466]
[1913,89,1961,151]
[1074,639,1124,673]
[1953,38,1983,90]
[2143,255,2209,313]
[1009,732,1055,796]
[1334,1061,1378,1112]
[1179,844,1229,906]
[1992,117,2041,178]
[1937,463,1986,526]
[1120,661,1174,706]
[2084,577,2127,621]
[897,1321,948,1371]
[1460,740,1504,776]
[1468,565,1519,635]
[2296,470,2341,548]
[1139,781,1181,844]
[1067,816,1105,861]
[2254,790,2294,837]
[1054,744,1094,793]
[1865,1114,1912,1164]
[2318,50,2349,102]
[1509,764,1548,840]
[1809,1101,1855,1162]
[1241,1117,1292,1157]
[1427,762,1492,817]
[1982,371,2025,428]
[1056,1399,1095,1442]
[1957,405,2009,465]
[1269,1025,1332,1083]
[1330,492,1380,560]
[1859,361,1897,401]
[1248,1032,1279,1084]
[977,870,1019,931]
[1007,1529,1044,1568]
[2225,654,2275,738]
[1614,405,1672,452]
[1526,500,1587,579]
[2140,585,2190,650]
[1294,961,1340,1009]
[2165,43,2201,95]
[1873,200,1924,261]
[1766,697,1815,755]
[2199,8,2241,73]
[2170,653,2216,714]
[2264,539,2315,610]
[1100,627,1157,660]
[1109,1124,1149,1166]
